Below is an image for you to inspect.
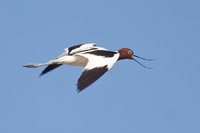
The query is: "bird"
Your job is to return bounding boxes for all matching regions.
[23,43,153,92]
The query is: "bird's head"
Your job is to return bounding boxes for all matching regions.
[118,48,134,60]
[118,48,154,69]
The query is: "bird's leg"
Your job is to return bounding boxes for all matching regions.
[23,63,49,68]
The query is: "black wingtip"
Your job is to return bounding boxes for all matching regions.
[39,64,62,77]
[76,84,84,93]
[39,73,44,77]
[39,69,49,77]
[76,66,109,92]
[77,88,81,93]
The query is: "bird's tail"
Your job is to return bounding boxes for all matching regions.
[23,63,49,68]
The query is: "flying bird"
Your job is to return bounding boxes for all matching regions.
[23,43,153,92]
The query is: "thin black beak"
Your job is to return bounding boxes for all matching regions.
[134,55,155,61]
[131,55,154,69]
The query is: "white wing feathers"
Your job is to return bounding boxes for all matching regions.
[76,51,119,91]
[57,43,97,58]
[82,53,119,70]
[67,43,97,55]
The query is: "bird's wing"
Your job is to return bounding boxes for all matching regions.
[76,50,119,92]
[56,43,97,59]
[40,64,62,76]
[40,43,99,76]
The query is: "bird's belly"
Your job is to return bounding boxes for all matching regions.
[67,59,87,66]
[54,55,87,66]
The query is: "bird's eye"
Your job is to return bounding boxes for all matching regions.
[128,51,132,54]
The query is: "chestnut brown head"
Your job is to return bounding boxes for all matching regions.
[118,48,134,60]
[118,48,154,69]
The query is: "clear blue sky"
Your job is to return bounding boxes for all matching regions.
[0,0,200,133]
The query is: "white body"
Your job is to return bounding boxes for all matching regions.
[46,43,119,70]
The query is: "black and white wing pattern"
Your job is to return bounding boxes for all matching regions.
[77,65,109,92]
[76,50,120,92]
[66,43,97,55]
[40,43,97,76]
[40,64,62,76]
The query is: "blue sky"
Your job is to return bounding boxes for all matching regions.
[0,0,200,133]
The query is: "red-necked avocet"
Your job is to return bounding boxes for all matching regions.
[23,43,153,92]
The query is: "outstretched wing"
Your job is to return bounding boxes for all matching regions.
[40,64,62,76]
[77,65,108,92]
[76,50,119,92]
[56,43,97,59]
[68,43,98,54]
